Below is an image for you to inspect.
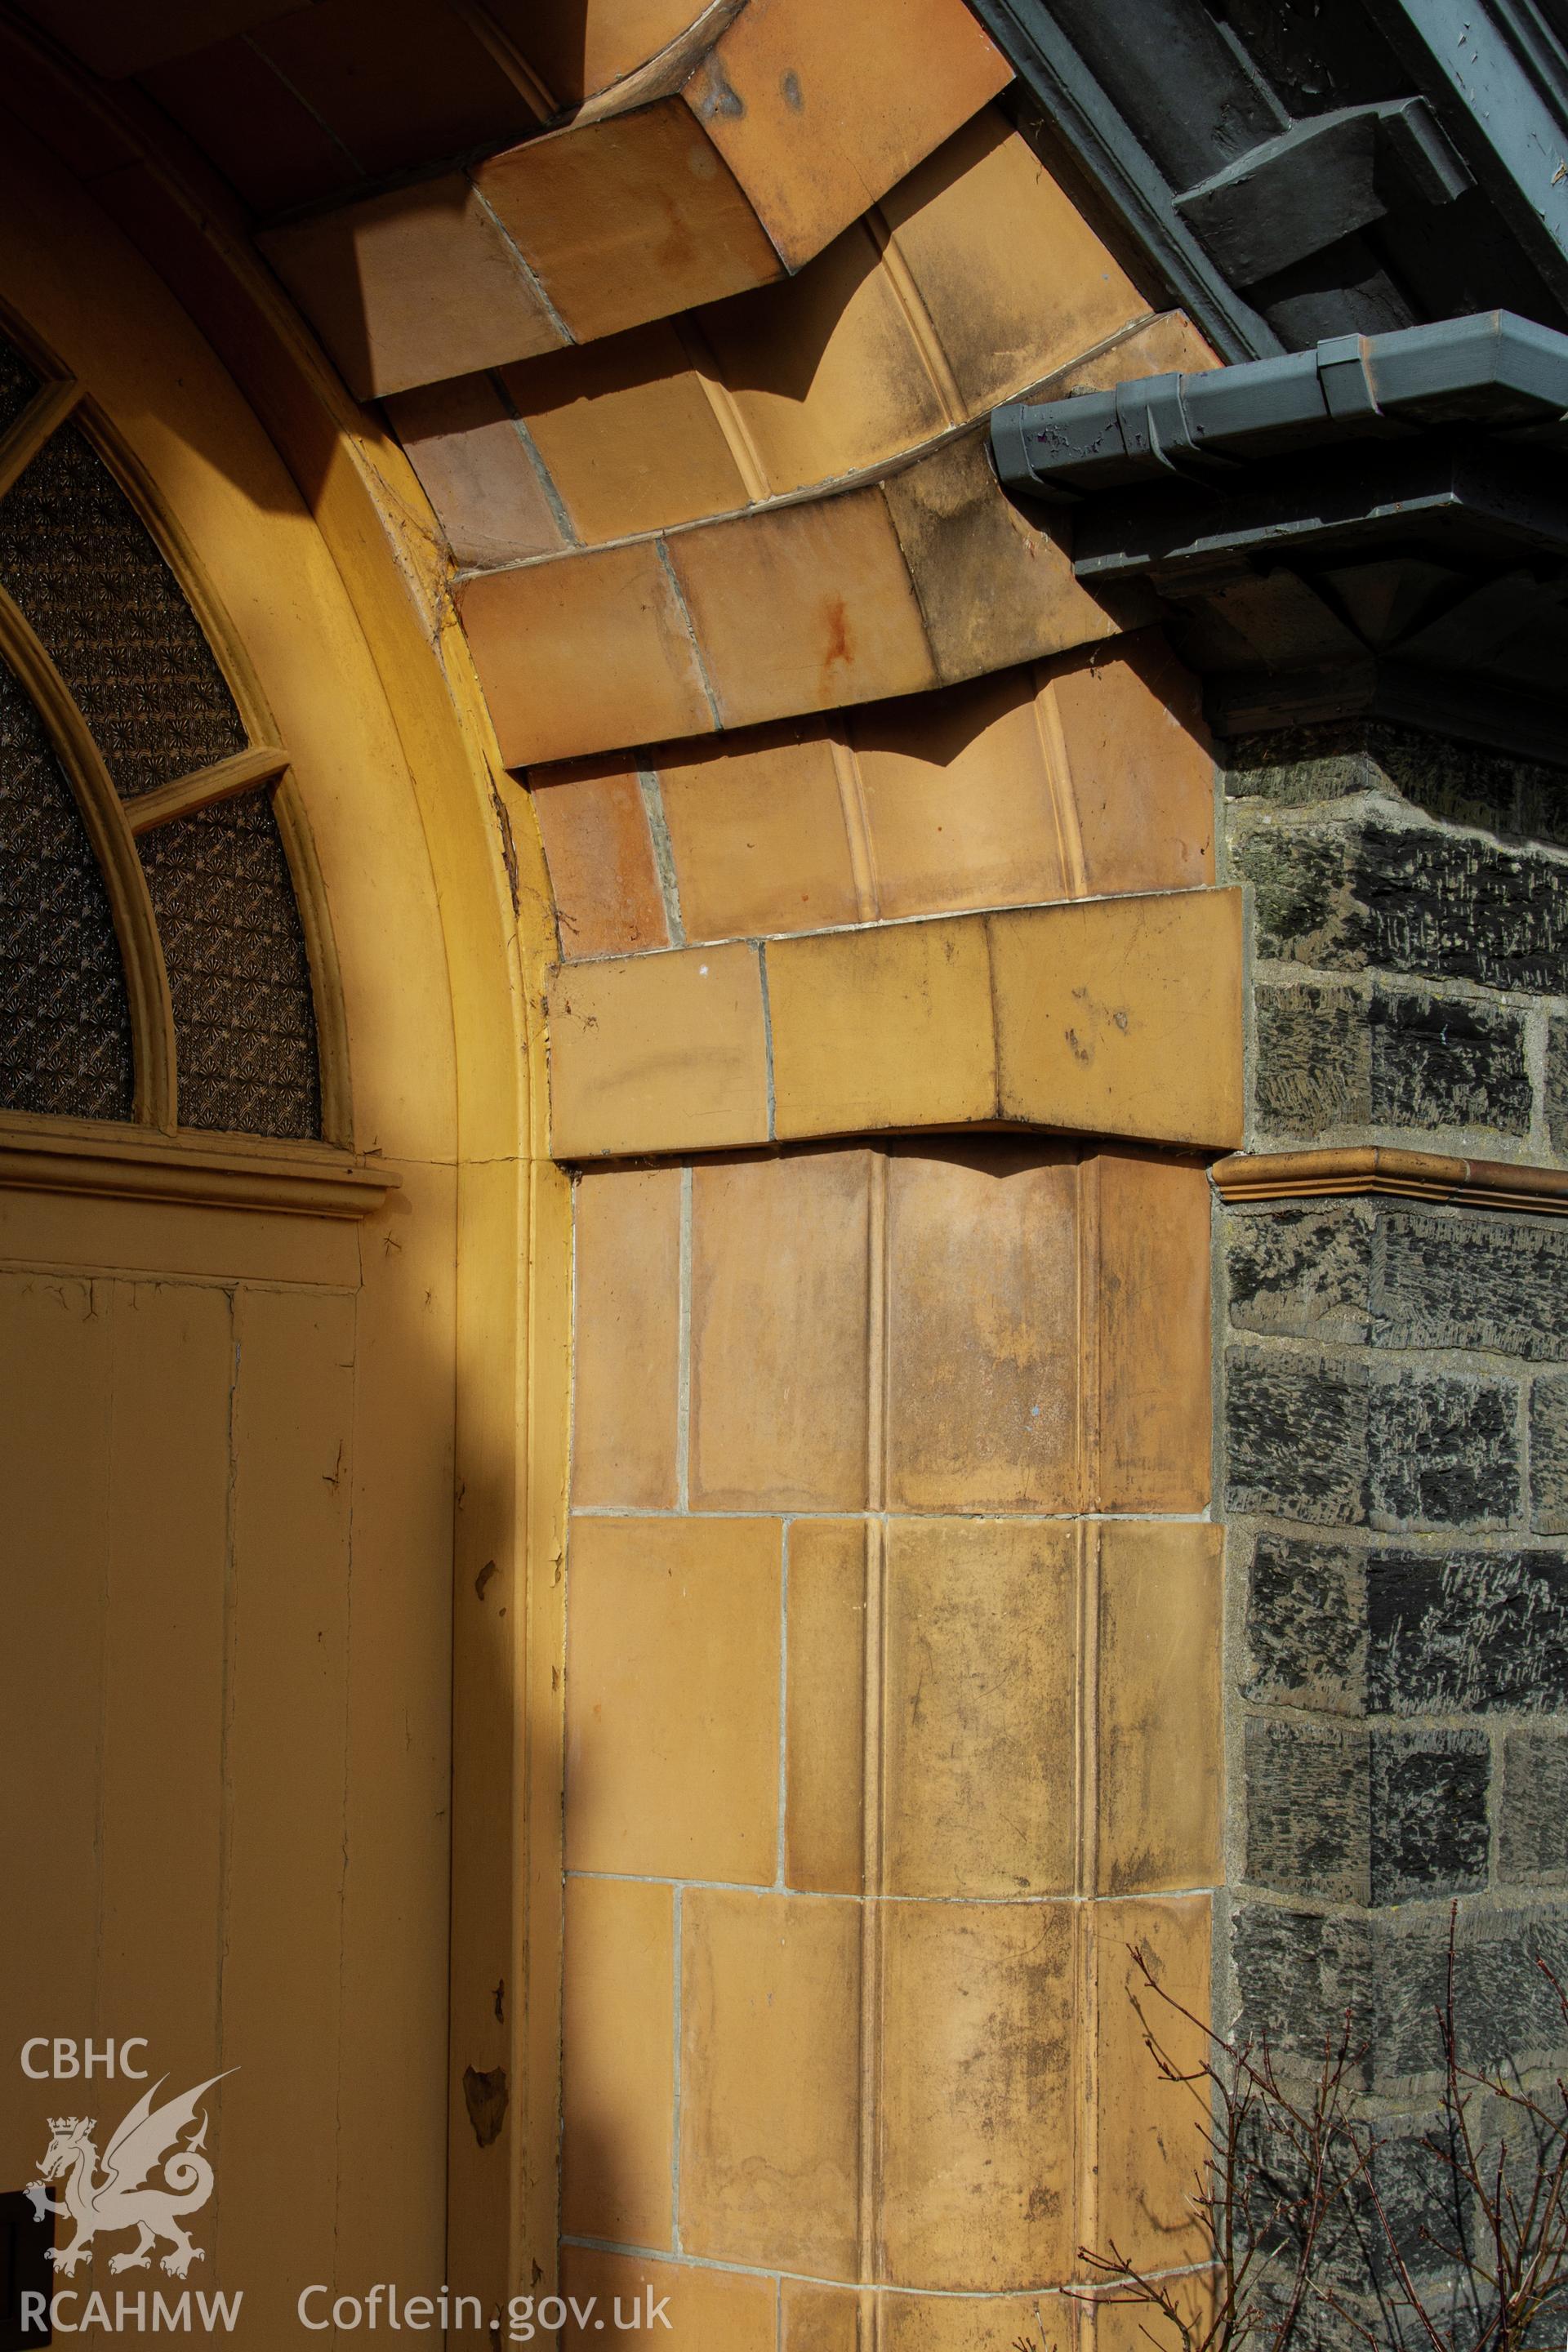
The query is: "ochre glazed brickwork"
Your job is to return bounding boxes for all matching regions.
[562,1142,1220,2343]
[0,12,1250,2336]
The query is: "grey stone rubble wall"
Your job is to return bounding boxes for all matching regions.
[1218,723,1568,2301]
[1227,722,1568,1161]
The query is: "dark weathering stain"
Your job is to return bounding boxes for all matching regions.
[695,59,746,118]
[822,595,853,681]
[781,69,804,110]
[488,780,519,915]
[462,2063,509,2149]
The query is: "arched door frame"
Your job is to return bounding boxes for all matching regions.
[0,38,570,2324]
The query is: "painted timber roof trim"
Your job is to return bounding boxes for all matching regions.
[966,0,1568,356]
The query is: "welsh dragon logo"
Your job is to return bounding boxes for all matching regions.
[23,2072,234,2278]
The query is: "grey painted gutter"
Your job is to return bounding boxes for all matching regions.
[991,312,1568,503]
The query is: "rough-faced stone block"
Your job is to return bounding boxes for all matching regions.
[1228,1202,1568,1361]
[1369,1370,1519,1530]
[1234,1902,1568,2089]
[1245,1531,1368,1710]
[1547,1018,1568,1160]
[1231,1902,1374,2071]
[1227,1350,1521,1530]
[1226,1348,1371,1525]
[1247,1534,1568,1717]
[1368,1729,1490,1902]
[1251,978,1533,1144]
[1236,815,1568,993]
[1245,1714,1370,1900]
[1254,982,1370,1138]
[1374,1212,1568,1361]
[1227,1204,1374,1345]
[1225,719,1547,836]
[1531,1374,1568,1534]
[1244,1720,1488,1905]
[1365,1548,1568,1714]
[1410,1908,1568,2079]
[1233,822,1351,964]
[1368,987,1531,1134]
[1499,1730,1568,1886]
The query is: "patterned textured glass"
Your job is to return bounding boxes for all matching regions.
[0,333,39,440]
[139,790,320,1139]
[0,425,247,800]
[0,654,134,1119]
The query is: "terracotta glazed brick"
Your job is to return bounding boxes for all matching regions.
[874,2292,1078,2350]
[883,427,1129,685]
[571,1165,681,1509]
[1091,2282,1218,2352]
[486,0,709,108]
[880,1899,1074,2291]
[1049,632,1215,897]
[561,1873,675,2248]
[564,1515,781,1882]
[883,1517,1076,1895]
[1097,1526,1222,1895]
[542,897,1242,1157]
[784,2285,1067,2350]
[880,109,1145,413]
[546,942,770,1158]
[140,36,362,215]
[688,0,1012,270]
[780,2281,867,2351]
[693,219,951,499]
[384,375,564,570]
[250,0,537,181]
[884,1145,1081,1513]
[766,915,996,1139]
[784,1517,868,1894]
[991,890,1245,1151]
[503,320,751,543]
[559,2247,777,2350]
[474,101,783,346]
[690,1149,872,1510]
[259,176,566,402]
[668,487,938,730]
[850,667,1075,919]
[1093,1896,1214,2274]
[656,725,862,940]
[459,538,713,768]
[679,1887,862,2273]
[529,759,669,960]
[1095,1151,1212,1512]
